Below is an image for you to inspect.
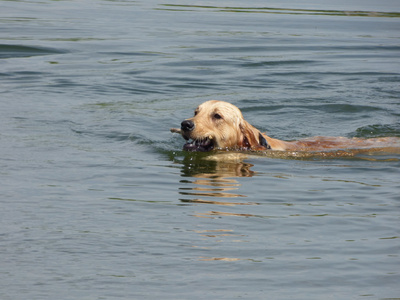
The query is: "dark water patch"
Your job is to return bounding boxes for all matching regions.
[240,104,287,114]
[267,71,399,77]
[162,59,237,68]
[353,124,400,138]
[241,103,385,115]
[122,70,149,76]
[187,45,277,54]
[109,197,173,204]
[240,60,315,68]
[378,75,400,83]
[43,37,109,42]
[0,44,65,59]
[0,17,37,23]
[159,4,400,18]
[1,70,47,79]
[186,45,400,55]
[109,84,166,95]
[308,104,385,114]
[71,126,138,143]
[98,51,169,57]
[50,78,89,89]
[166,81,222,90]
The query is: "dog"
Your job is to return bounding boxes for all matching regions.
[171,100,400,153]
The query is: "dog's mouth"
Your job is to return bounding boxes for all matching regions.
[183,137,214,152]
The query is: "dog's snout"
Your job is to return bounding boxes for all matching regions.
[181,120,195,131]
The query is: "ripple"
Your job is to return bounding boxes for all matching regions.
[159,4,400,18]
[354,123,400,138]
[0,44,65,59]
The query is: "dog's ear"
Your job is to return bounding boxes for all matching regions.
[239,121,271,150]
[258,132,271,149]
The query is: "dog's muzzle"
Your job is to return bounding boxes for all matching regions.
[180,120,214,151]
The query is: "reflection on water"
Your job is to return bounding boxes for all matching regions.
[179,152,255,178]
[199,257,241,262]
[174,148,399,210]
[181,199,258,206]
[178,152,257,206]
[176,152,279,223]
[194,210,266,219]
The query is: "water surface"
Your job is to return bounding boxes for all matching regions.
[1,0,400,299]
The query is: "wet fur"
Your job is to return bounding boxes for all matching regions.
[176,100,400,152]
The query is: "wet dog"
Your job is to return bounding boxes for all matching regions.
[171,100,400,152]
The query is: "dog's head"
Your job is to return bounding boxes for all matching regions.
[180,100,270,151]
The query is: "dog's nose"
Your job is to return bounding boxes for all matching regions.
[181,120,195,131]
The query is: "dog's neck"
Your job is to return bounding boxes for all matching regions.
[263,135,295,151]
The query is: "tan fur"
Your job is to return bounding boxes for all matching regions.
[175,100,400,152]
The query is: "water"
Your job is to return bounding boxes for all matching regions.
[1,1,400,299]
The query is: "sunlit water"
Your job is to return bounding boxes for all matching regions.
[1,1,400,299]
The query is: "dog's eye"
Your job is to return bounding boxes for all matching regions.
[194,110,199,116]
[213,113,222,120]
